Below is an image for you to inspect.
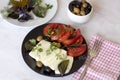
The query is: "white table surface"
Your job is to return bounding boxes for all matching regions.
[0,0,120,80]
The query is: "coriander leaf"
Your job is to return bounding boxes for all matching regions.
[56,54,64,60]
[38,48,43,52]
[51,42,61,48]
[46,49,51,55]
[50,45,57,51]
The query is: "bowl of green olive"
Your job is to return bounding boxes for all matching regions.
[67,0,93,23]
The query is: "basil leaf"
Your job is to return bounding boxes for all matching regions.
[32,0,53,18]
[58,60,69,75]
[8,12,19,19]
[27,0,36,8]
[32,6,47,18]
[24,39,36,50]
[29,39,36,45]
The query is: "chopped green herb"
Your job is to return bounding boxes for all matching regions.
[46,49,51,55]
[56,54,64,60]
[38,43,41,46]
[38,48,43,52]
[50,45,57,51]
[50,42,59,51]
[46,28,52,36]
[55,28,61,35]
[32,46,37,51]
[51,42,61,48]
[65,26,69,31]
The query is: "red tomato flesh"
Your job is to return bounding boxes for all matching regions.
[58,25,73,42]
[67,45,87,57]
[43,23,58,36]
[62,29,81,46]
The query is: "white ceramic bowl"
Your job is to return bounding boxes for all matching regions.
[67,1,93,24]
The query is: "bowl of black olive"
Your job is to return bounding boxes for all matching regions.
[67,0,93,23]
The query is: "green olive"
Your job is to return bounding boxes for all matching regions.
[37,36,43,42]
[73,7,80,14]
[82,3,88,8]
[80,10,85,16]
[36,61,42,68]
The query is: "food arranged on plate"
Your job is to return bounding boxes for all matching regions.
[1,0,53,22]
[24,23,87,76]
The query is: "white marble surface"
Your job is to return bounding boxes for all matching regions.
[0,0,120,80]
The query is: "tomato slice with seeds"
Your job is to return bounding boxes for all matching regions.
[43,23,58,36]
[62,35,80,46]
[57,24,66,39]
[50,24,66,41]
[58,25,73,42]
[67,45,86,57]
[75,35,83,44]
[62,29,81,46]
[43,23,87,57]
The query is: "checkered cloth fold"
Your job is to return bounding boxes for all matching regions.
[71,34,120,80]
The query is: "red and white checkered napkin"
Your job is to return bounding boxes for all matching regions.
[71,34,120,80]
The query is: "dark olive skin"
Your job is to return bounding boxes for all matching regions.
[69,1,92,15]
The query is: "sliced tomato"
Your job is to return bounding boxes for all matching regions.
[43,23,58,36]
[75,35,83,44]
[58,25,73,42]
[57,24,66,39]
[50,33,58,41]
[43,23,54,36]
[50,24,65,41]
[62,35,80,46]
[67,45,87,57]
[62,29,81,46]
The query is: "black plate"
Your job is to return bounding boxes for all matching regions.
[21,23,88,77]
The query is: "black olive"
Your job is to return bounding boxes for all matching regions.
[84,2,92,14]
[69,4,73,12]
[45,67,52,72]
[69,1,80,12]
[43,67,54,75]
